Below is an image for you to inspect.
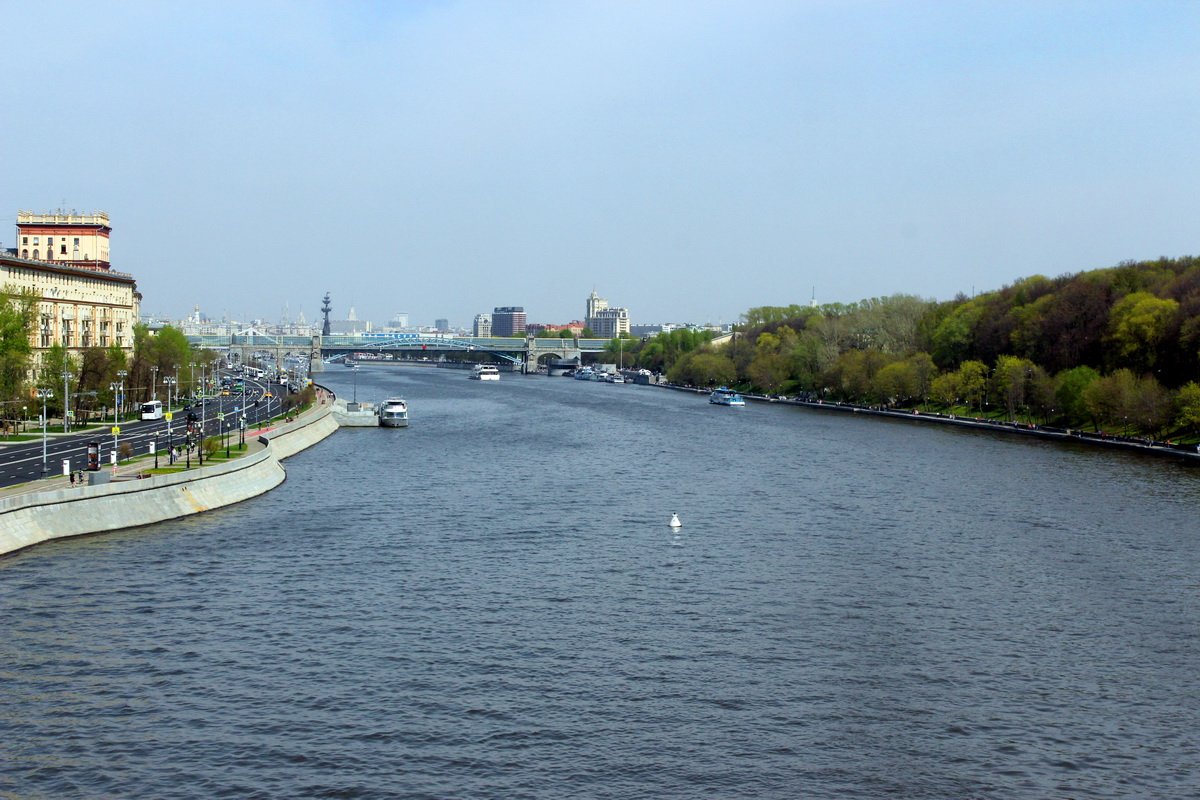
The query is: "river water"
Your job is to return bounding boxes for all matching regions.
[2,365,1198,799]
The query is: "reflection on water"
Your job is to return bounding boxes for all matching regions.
[2,365,1199,799]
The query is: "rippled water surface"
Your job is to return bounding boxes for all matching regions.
[3,366,1199,798]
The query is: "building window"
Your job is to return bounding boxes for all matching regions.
[32,249,39,259]
[21,250,27,258]
[73,237,80,245]
[22,237,27,245]
[33,237,39,246]
[60,244,67,255]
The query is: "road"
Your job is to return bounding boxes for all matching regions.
[0,372,290,489]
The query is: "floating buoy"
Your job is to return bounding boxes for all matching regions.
[669,513,682,528]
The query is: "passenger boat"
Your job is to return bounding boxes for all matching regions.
[573,367,595,381]
[709,387,746,406]
[378,397,409,427]
[470,365,501,381]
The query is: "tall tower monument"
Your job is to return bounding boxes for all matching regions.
[321,292,332,337]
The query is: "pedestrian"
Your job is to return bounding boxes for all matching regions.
[70,471,75,487]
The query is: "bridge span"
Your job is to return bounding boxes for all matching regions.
[185,333,614,373]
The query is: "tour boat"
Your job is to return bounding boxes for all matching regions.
[709,387,746,407]
[470,365,500,381]
[378,397,409,427]
[573,367,595,381]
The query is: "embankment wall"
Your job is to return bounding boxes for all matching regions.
[0,400,336,557]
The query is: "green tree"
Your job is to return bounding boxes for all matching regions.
[1107,291,1178,371]
[0,287,37,404]
[956,360,988,413]
[667,351,736,387]
[747,352,790,393]
[1054,366,1101,427]
[1083,369,1137,432]
[1174,381,1200,436]
[37,343,80,418]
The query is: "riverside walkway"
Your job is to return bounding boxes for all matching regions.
[661,383,1200,465]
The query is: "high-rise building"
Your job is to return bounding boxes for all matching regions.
[435,318,449,332]
[492,306,526,337]
[473,314,492,337]
[585,290,630,338]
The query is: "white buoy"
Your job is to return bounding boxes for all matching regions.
[669,513,682,528]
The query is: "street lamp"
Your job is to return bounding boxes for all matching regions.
[198,361,207,465]
[352,365,359,404]
[163,376,177,411]
[150,366,159,401]
[189,361,196,401]
[61,371,73,434]
[116,369,127,422]
[36,388,53,475]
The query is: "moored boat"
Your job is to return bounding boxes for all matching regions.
[379,397,409,427]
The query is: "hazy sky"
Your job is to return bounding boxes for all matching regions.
[3,1,1199,329]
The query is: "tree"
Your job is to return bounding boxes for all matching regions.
[667,351,736,387]
[581,327,594,338]
[992,355,1038,421]
[0,287,37,404]
[956,360,988,413]
[747,352,790,393]
[1083,369,1137,432]
[1054,366,1101,427]
[1107,291,1178,372]
[1174,382,1200,436]
[37,343,80,418]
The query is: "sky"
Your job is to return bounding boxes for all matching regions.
[2,1,1199,329]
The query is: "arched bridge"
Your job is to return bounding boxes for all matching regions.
[185,333,614,372]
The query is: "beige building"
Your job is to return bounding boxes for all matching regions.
[585,289,630,338]
[4,210,140,370]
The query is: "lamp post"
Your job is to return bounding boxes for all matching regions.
[241,372,247,445]
[61,371,73,434]
[198,362,207,465]
[116,369,127,422]
[352,365,359,404]
[163,376,177,412]
[36,388,53,475]
[189,361,196,401]
[109,382,120,428]
[150,366,159,401]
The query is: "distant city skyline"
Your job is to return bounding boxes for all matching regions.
[4,3,1199,327]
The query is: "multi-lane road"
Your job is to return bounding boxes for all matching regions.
[0,372,288,489]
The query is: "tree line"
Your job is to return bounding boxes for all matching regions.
[601,256,1200,439]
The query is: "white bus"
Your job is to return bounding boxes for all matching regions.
[140,399,164,420]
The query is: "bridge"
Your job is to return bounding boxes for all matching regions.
[184,333,615,373]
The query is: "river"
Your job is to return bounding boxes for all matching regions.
[2,364,1198,798]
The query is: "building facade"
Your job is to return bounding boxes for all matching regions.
[491,306,526,337]
[4,210,139,370]
[585,290,630,338]
[473,313,492,337]
[15,210,111,266]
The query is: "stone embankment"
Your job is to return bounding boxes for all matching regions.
[0,389,339,557]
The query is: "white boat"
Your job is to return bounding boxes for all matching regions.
[709,387,746,406]
[573,367,595,381]
[470,365,500,381]
[378,397,409,427]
